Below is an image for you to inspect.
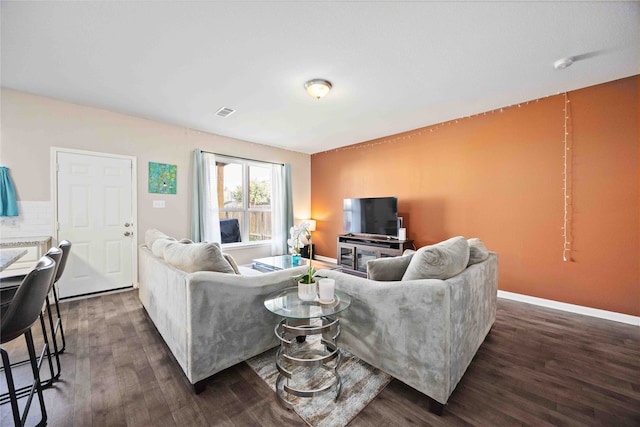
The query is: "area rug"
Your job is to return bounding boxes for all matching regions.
[247,339,392,427]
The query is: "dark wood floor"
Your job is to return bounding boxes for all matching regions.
[2,290,639,427]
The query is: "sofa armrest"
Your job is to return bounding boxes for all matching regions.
[138,245,191,374]
[185,266,308,382]
[317,269,452,403]
[445,253,498,393]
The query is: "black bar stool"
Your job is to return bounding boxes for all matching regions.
[0,240,71,393]
[0,247,62,399]
[49,240,71,354]
[1,255,57,427]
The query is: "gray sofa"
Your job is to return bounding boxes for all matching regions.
[318,237,498,413]
[138,232,307,392]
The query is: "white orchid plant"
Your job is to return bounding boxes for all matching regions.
[289,221,316,284]
[288,221,312,256]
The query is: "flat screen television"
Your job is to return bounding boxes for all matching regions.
[343,197,398,238]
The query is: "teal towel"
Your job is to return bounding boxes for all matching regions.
[0,166,18,217]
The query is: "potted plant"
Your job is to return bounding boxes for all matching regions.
[291,221,317,300]
[287,223,307,265]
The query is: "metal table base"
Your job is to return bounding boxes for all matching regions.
[274,316,343,408]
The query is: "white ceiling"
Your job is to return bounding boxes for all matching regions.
[2,1,638,155]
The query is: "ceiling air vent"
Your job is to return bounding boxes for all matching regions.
[215,107,236,118]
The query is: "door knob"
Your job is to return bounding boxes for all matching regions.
[124,222,131,227]
[124,231,132,237]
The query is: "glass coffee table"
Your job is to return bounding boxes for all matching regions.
[264,286,351,408]
[253,255,338,273]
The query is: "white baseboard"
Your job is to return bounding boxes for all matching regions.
[498,290,640,326]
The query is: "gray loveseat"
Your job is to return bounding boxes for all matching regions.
[138,230,307,392]
[318,236,498,414]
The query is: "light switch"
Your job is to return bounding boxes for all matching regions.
[153,200,165,208]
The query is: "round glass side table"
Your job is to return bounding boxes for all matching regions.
[264,286,351,408]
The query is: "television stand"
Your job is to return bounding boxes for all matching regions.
[337,234,414,277]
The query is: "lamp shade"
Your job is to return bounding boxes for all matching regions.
[306,219,317,232]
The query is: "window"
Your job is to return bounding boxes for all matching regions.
[194,150,289,253]
[215,156,273,244]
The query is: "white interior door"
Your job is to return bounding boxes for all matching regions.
[56,151,135,298]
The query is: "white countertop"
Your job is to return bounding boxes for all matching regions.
[0,236,52,247]
[0,248,28,272]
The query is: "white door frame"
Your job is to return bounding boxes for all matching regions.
[51,147,138,289]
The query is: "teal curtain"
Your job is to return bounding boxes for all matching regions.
[283,164,294,251]
[0,167,18,217]
[191,150,205,242]
[271,163,294,255]
[190,149,221,243]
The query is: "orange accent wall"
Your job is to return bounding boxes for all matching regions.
[311,76,639,316]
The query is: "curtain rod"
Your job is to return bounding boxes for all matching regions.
[201,150,285,166]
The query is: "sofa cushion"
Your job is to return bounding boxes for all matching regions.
[402,236,470,281]
[367,253,414,281]
[151,237,177,258]
[163,241,235,274]
[145,228,173,248]
[467,238,489,266]
[223,253,241,274]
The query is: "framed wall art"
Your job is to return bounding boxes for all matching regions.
[148,162,177,194]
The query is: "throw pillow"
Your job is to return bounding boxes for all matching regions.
[151,237,176,258]
[467,238,490,266]
[402,236,470,281]
[145,229,173,248]
[367,253,414,281]
[163,241,235,274]
[223,253,241,275]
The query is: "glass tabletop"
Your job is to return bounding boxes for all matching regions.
[264,286,351,319]
[253,255,309,270]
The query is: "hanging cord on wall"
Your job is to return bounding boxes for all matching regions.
[562,92,573,262]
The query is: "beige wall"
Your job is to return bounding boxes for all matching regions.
[0,88,311,264]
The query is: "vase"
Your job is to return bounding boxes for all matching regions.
[291,254,301,265]
[298,280,317,301]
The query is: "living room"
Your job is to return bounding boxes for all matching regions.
[1,2,638,426]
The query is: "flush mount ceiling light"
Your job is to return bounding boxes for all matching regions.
[305,79,332,99]
[553,57,574,70]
